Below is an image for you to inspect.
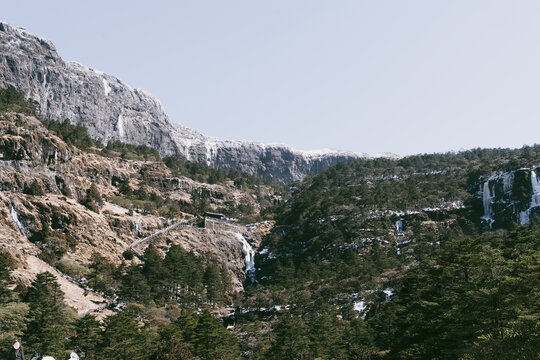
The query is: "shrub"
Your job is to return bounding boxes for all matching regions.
[23,179,44,196]
[80,183,104,212]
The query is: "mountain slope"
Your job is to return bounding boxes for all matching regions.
[0,21,395,182]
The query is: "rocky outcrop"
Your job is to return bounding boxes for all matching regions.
[0,112,271,297]
[0,21,179,154]
[474,166,540,228]
[173,124,384,181]
[0,21,396,183]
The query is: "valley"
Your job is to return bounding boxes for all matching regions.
[0,21,539,360]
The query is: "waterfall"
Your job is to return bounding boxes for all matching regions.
[10,203,28,238]
[519,169,540,224]
[395,218,404,235]
[503,173,514,193]
[481,181,494,228]
[233,233,256,282]
[531,170,540,207]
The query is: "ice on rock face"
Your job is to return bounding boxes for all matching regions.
[233,233,256,282]
[117,115,125,139]
[519,169,540,224]
[503,173,514,193]
[395,218,404,235]
[383,288,394,302]
[481,181,494,228]
[102,78,111,96]
[10,203,28,238]
[354,300,367,313]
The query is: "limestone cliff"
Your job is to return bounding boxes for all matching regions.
[0,21,396,183]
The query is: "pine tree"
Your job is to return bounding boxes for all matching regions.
[72,314,101,359]
[99,312,145,360]
[24,272,69,359]
[154,335,194,360]
[192,310,240,360]
[142,246,167,302]
[203,262,222,304]
[120,265,151,304]
[0,253,14,303]
[265,315,310,360]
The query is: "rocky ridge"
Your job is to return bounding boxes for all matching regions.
[0,21,397,183]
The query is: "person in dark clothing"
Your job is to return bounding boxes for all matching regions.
[7,340,25,360]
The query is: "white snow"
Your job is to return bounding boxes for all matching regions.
[102,79,112,96]
[354,300,367,313]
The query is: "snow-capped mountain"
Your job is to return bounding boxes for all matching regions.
[0,21,397,182]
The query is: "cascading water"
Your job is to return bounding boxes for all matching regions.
[395,218,404,235]
[233,233,256,282]
[519,169,540,224]
[481,181,494,228]
[530,170,540,206]
[10,202,28,238]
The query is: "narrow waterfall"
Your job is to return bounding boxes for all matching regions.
[395,218,404,235]
[10,202,28,238]
[531,170,540,207]
[233,233,256,282]
[519,169,540,224]
[481,181,494,228]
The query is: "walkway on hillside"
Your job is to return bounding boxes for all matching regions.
[130,219,193,255]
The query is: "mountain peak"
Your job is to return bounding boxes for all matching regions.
[0,21,394,182]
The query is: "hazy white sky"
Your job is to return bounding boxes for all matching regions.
[3,1,540,155]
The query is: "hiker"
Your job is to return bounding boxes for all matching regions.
[7,340,25,360]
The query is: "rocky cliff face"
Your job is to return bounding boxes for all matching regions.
[0,22,179,155]
[173,123,381,182]
[0,21,395,183]
[474,166,540,228]
[0,112,273,315]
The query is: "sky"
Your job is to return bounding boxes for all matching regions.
[3,1,540,156]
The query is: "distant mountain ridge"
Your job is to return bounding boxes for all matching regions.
[0,21,397,182]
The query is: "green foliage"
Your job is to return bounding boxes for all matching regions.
[154,336,194,360]
[80,183,104,212]
[102,141,161,162]
[366,226,540,359]
[0,252,15,303]
[164,154,280,189]
[42,118,97,151]
[23,179,45,196]
[99,311,150,360]
[87,252,117,296]
[0,86,39,116]
[162,311,240,360]
[0,302,29,356]
[119,245,232,307]
[24,272,70,359]
[72,314,101,359]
